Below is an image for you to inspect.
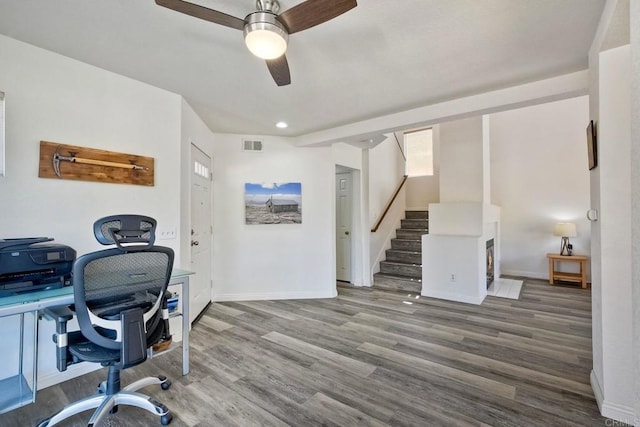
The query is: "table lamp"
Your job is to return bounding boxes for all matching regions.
[554,222,577,256]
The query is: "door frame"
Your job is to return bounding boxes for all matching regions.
[334,165,365,287]
[189,141,213,321]
[336,170,353,282]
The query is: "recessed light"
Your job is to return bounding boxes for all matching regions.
[275,121,288,129]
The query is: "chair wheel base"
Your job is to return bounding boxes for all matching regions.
[161,379,171,390]
[161,412,173,425]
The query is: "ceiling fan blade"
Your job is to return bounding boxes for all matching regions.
[266,55,291,86]
[155,0,245,31]
[277,0,357,34]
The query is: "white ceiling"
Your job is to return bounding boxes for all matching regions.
[0,0,605,137]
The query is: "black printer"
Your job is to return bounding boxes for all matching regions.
[0,237,76,296]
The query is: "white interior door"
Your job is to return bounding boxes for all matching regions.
[336,172,352,282]
[190,143,212,323]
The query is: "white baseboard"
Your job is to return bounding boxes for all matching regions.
[591,370,604,412]
[590,370,638,424]
[420,288,485,305]
[213,290,335,302]
[500,269,547,280]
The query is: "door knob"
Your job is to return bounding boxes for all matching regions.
[191,240,199,246]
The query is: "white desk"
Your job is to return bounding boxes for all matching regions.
[0,269,192,413]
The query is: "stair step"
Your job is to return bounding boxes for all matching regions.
[380,261,422,278]
[386,249,422,264]
[373,273,422,293]
[396,228,428,240]
[401,219,429,229]
[391,238,421,251]
[405,210,429,220]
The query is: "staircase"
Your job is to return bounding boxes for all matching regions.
[374,210,428,293]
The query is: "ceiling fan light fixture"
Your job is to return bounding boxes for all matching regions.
[244,12,288,60]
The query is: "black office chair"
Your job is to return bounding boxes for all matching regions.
[38,215,175,426]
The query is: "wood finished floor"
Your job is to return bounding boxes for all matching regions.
[5,278,609,426]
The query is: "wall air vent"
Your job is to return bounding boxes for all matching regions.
[243,139,263,152]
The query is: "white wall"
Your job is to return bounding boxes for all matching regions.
[490,96,590,279]
[296,71,589,148]
[589,2,606,409]
[406,176,438,210]
[370,187,406,277]
[0,35,182,259]
[587,1,636,422]
[333,143,370,286]
[429,202,483,236]
[423,116,499,304]
[332,142,362,170]
[368,134,406,279]
[209,134,335,301]
[439,117,484,202]
[631,1,640,422]
[406,125,440,209]
[422,234,484,304]
[591,43,634,420]
[0,35,183,388]
[179,99,216,271]
[368,135,406,225]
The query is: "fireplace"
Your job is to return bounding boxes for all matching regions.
[486,239,494,288]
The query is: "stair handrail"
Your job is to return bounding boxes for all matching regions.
[371,175,408,232]
[393,132,407,160]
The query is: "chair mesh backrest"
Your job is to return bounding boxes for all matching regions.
[74,246,174,350]
[83,251,169,309]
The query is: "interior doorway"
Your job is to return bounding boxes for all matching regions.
[336,169,353,282]
[190,143,213,324]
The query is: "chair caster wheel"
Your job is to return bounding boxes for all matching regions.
[161,413,173,425]
[161,379,171,390]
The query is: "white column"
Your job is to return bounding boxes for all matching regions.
[591,43,635,422]
[629,0,640,421]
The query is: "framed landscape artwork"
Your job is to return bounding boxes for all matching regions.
[244,182,302,225]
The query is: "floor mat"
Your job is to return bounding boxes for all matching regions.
[487,278,523,299]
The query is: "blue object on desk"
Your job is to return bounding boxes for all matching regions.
[167,295,179,314]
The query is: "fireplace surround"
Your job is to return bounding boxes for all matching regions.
[486,238,494,288]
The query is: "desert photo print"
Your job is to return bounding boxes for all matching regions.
[244,182,302,225]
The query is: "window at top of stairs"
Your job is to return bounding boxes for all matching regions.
[404,128,433,177]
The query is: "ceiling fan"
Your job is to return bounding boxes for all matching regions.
[155,0,358,86]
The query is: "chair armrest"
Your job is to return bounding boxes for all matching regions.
[43,305,75,372]
[43,305,74,324]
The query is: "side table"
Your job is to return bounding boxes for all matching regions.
[546,253,589,289]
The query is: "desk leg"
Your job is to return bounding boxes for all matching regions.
[548,259,555,285]
[181,276,190,376]
[580,260,587,289]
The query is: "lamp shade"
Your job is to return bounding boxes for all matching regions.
[553,222,577,237]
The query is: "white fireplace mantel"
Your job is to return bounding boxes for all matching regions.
[421,202,500,304]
